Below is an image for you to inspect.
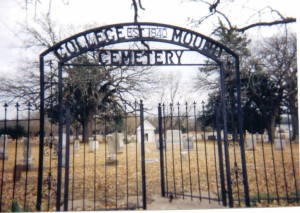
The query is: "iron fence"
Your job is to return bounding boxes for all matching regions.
[157,101,299,207]
[0,101,147,212]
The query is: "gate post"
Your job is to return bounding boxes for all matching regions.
[235,57,250,207]
[215,103,227,206]
[37,56,45,211]
[220,64,233,207]
[139,100,147,210]
[158,104,166,197]
[56,62,63,211]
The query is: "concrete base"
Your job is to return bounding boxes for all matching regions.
[147,194,225,210]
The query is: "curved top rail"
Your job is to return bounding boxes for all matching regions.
[40,22,238,63]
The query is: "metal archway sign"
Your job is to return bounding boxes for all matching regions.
[38,22,250,211]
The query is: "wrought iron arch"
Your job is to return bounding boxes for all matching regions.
[38,22,250,210]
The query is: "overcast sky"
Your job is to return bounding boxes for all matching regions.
[0,0,297,74]
[0,0,298,118]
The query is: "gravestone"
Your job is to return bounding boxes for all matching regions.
[166,130,182,144]
[74,139,80,151]
[96,135,103,143]
[275,139,286,150]
[262,134,269,143]
[181,151,187,161]
[89,137,99,152]
[22,138,33,170]
[245,136,256,150]
[0,135,8,160]
[116,133,124,154]
[183,136,194,151]
[54,134,66,148]
[106,135,117,165]
[130,135,135,144]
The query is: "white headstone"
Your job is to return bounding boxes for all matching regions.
[89,137,99,152]
[262,134,269,143]
[275,139,286,150]
[116,133,124,153]
[131,135,135,143]
[74,139,80,151]
[0,135,8,160]
[23,138,33,169]
[183,137,194,150]
[166,130,182,144]
[106,135,117,164]
[245,136,256,150]
[181,151,187,161]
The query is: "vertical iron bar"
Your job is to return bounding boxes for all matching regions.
[125,105,129,209]
[278,112,289,203]
[269,130,280,204]
[162,104,169,196]
[134,101,139,207]
[0,103,8,212]
[158,103,166,197]
[177,103,184,199]
[139,100,147,210]
[72,130,75,211]
[215,103,227,206]
[220,64,233,207]
[12,103,20,200]
[93,109,97,210]
[82,100,86,211]
[56,62,63,211]
[229,92,240,206]
[185,102,193,200]
[286,107,299,203]
[24,102,32,210]
[202,102,211,203]
[193,102,202,201]
[250,118,260,203]
[234,57,250,207]
[212,107,220,204]
[48,61,54,210]
[104,113,108,210]
[170,104,176,197]
[37,56,45,211]
[63,107,71,211]
[114,126,118,209]
[259,115,270,204]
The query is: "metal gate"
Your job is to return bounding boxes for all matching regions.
[156,100,249,207]
[37,98,147,211]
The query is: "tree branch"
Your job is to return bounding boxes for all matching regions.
[234,18,296,32]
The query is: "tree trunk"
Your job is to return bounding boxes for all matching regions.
[267,110,278,143]
[82,113,94,143]
[289,102,299,141]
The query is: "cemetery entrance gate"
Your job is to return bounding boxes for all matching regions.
[37,23,249,211]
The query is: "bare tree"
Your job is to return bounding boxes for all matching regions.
[0,13,159,142]
[185,0,296,34]
[251,32,298,141]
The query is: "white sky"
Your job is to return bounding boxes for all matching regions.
[0,0,298,118]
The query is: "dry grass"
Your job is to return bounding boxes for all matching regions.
[0,138,299,211]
